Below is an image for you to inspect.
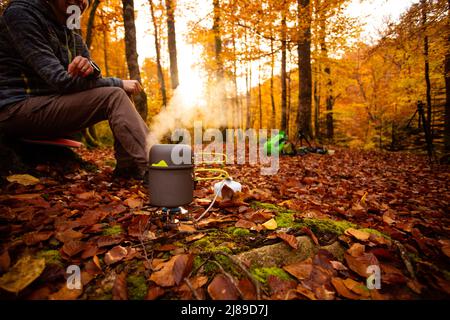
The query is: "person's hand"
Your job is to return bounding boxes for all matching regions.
[122,80,143,95]
[68,56,94,78]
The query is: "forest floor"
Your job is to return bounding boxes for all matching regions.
[0,146,449,300]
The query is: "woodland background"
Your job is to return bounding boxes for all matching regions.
[0,0,449,153]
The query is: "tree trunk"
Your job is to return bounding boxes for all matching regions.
[297,0,312,139]
[270,35,276,130]
[122,0,148,120]
[149,0,167,108]
[314,64,321,139]
[232,25,240,129]
[258,61,263,130]
[281,14,288,133]
[421,0,433,140]
[103,26,110,77]
[445,0,450,151]
[318,0,333,141]
[213,0,224,80]
[165,0,179,90]
[84,0,101,147]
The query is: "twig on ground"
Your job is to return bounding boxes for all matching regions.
[394,240,416,280]
[184,278,202,300]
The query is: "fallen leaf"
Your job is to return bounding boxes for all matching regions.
[331,277,361,300]
[62,240,86,257]
[344,251,379,278]
[296,285,317,300]
[124,197,143,209]
[342,278,370,298]
[149,254,193,287]
[277,233,298,249]
[330,261,348,271]
[186,233,206,243]
[237,278,256,300]
[235,219,257,230]
[439,240,450,258]
[112,272,128,300]
[178,224,197,233]
[262,218,277,230]
[0,250,11,273]
[207,274,240,300]
[93,255,102,271]
[344,228,370,241]
[347,243,366,257]
[104,246,128,265]
[7,174,40,186]
[301,227,319,245]
[283,261,312,281]
[23,231,54,245]
[76,191,96,200]
[49,285,83,300]
[0,255,45,293]
[146,284,165,300]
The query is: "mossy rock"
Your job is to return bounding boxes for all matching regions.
[251,267,293,284]
[235,236,317,268]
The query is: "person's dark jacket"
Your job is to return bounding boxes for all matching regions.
[0,0,123,112]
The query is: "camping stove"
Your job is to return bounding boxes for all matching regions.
[160,206,190,230]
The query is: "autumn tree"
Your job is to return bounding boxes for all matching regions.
[122,0,148,120]
[166,0,179,90]
[297,0,312,139]
[149,0,168,108]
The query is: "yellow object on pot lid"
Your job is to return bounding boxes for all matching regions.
[151,160,169,167]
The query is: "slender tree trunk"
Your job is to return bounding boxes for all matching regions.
[122,0,148,120]
[246,63,252,129]
[297,0,312,139]
[84,0,101,147]
[281,14,288,133]
[318,0,334,141]
[232,26,240,129]
[270,34,276,129]
[103,27,110,77]
[314,64,321,139]
[213,0,224,80]
[149,0,167,108]
[165,0,179,90]
[444,0,450,151]
[421,0,433,140]
[287,70,292,137]
[258,61,263,130]
[85,0,100,49]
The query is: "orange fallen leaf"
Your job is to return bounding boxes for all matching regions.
[105,246,128,265]
[277,232,298,249]
[207,274,240,300]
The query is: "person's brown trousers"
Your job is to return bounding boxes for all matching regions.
[0,87,150,169]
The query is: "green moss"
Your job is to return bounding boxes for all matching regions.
[48,238,60,248]
[251,202,291,212]
[227,227,251,237]
[102,225,123,236]
[127,275,147,300]
[251,267,293,284]
[275,211,300,228]
[294,218,357,236]
[37,250,63,267]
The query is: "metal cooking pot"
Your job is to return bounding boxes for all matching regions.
[148,144,194,208]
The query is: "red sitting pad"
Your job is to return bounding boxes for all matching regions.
[20,138,82,148]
